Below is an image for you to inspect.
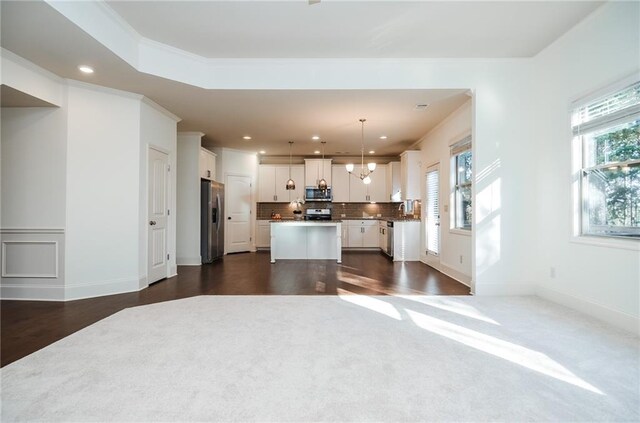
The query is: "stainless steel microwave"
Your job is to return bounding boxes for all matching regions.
[305,187,332,202]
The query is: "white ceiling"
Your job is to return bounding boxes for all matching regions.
[0,0,603,157]
[106,1,603,58]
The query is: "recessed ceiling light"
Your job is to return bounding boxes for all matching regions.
[314,150,320,154]
[312,136,320,140]
[379,135,387,140]
[78,65,94,74]
[243,136,252,140]
[369,150,375,154]
[259,150,266,154]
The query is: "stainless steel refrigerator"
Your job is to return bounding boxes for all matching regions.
[201,180,225,263]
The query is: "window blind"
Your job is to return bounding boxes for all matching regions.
[426,169,440,255]
[572,81,640,135]
[450,135,472,156]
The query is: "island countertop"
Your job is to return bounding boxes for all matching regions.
[269,220,342,224]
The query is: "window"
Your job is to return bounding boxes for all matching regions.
[451,136,472,230]
[426,165,440,255]
[572,80,640,239]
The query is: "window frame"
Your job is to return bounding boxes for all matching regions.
[570,74,640,249]
[450,136,472,232]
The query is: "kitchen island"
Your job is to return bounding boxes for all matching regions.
[270,220,342,263]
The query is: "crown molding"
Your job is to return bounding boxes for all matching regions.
[141,96,181,122]
[66,78,143,101]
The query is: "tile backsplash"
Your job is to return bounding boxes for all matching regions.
[257,201,420,220]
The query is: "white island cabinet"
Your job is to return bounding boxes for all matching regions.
[270,221,342,263]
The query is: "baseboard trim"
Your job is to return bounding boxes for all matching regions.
[0,284,66,301]
[474,282,536,296]
[65,277,147,301]
[176,257,201,266]
[536,285,639,336]
[420,258,472,287]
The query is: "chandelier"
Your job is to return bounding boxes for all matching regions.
[346,118,376,184]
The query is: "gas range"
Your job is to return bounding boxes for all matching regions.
[304,208,332,221]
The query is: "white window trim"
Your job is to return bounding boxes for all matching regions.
[570,234,640,251]
[569,74,640,248]
[449,228,472,237]
[450,136,472,232]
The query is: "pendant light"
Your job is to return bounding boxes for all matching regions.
[286,141,295,190]
[346,118,376,184]
[318,141,328,190]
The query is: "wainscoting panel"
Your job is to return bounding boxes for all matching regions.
[2,241,58,278]
[0,229,65,300]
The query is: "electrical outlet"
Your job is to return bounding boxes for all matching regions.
[459,255,463,264]
[376,214,382,217]
[341,214,346,218]
[550,267,556,278]
[444,205,449,212]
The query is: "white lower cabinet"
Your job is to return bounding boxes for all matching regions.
[378,221,386,249]
[392,221,421,261]
[256,220,271,248]
[341,224,349,248]
[345,220,378,248]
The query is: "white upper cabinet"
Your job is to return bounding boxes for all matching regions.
[349,172,367,202]
[290,165,305,201]
[400,151,421,200]
[304,159,332,187]
[331,165,350,203]
[274,166,291,203]
[347,164,387,202]
[258,166,278,202]
[386,161,401,202]
[258,165,304,202]
[199,148,217,181]
[367,164,387,202]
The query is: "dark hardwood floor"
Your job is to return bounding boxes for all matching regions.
[1,251,469,367]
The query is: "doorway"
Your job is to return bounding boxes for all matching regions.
[225,174,252,253]
[148,147,169,283]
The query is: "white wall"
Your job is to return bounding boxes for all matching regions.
[418,100,473,285]
[1,107,67,229]
[64,82,142,299]
[213,147,259,252]
[531,2,640,332]
[1,50,69,299]
[1,51,180,301]
[140,100,179,277]
[176,132,204,265]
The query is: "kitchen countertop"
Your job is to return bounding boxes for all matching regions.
[339,217,421,222]
[266,217,420,222]
[270,220,342,223]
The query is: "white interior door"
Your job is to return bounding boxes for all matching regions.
[426,165,440,256]
[148,148,169,283]
[226,174,252,253]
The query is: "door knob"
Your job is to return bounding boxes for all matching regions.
[149,221,156,226]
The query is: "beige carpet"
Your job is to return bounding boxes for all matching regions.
[1,295,638,422]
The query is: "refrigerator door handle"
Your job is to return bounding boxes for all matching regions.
[216,193,222,232]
